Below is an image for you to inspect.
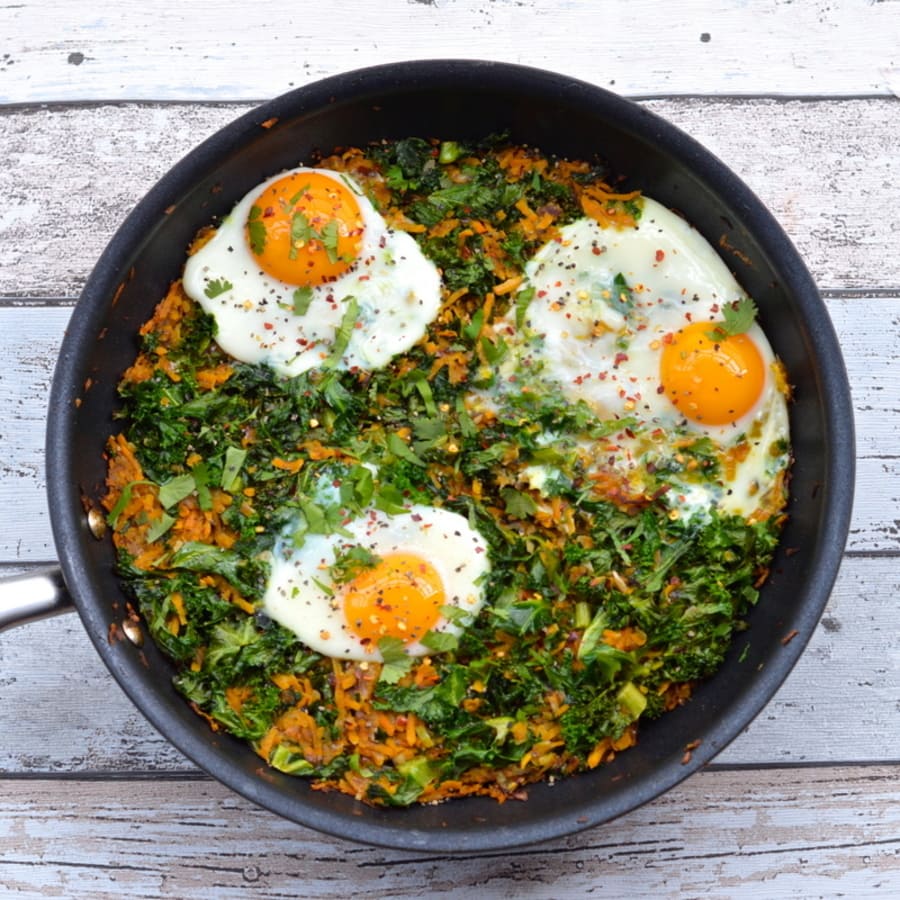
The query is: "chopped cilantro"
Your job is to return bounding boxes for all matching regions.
[203,277,233,299]
[322,295,360,369]
[292,286,313,316]
[612,272,635,311]
[320,220,341,263]
[378,637,415,684]
[106,135,789,809]
[289,211,314,259]
[707,296,758,338]
[330,544,382,585]
[247,206,266,255]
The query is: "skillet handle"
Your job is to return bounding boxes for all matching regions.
[0,568,73,633]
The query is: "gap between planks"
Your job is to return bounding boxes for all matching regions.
[2,98,900,296]
[2,553,898,771]
[2,765,900,898]
[2,0,899,102]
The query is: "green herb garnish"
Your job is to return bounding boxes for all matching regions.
[203,277,233,299]
[247,205,267,255]
[292,286,314,316]
[707,296,758,339]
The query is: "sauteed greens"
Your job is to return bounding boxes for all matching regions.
[105,137,788,806]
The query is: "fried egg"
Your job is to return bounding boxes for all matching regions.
[182,167,441,376]
[263,505,490,661]
[489,197,790,520]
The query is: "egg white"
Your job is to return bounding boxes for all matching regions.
[506,199,782,437]
[263,505,491,661]
[484,197,791,521]
[182,167,441,377]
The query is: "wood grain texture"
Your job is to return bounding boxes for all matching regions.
[2,3,899,884]
[2,767,900,897]
[1,0,898,103]
[2,99,900,299]
[1,553,897,773]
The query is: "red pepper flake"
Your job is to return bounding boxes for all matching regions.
[655,249,665,262]
[260,117,279,129]
[263,322,274,330]
[613,352,628,367]
[781,629,799,646]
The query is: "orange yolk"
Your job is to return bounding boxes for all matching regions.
[660,321,766,426]
[246,171,364,287]
[342,553,445,648]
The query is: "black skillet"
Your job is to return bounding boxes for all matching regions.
[4,60,854,852]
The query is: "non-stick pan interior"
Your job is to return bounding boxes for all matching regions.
[46,60,854,852]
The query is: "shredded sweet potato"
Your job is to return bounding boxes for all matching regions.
[103,136,791,809]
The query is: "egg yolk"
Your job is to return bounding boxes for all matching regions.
[660,321,765,425]
[343,553,445,648]
[246,171,364,287]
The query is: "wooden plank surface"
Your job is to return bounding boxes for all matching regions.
[2,1,899,891]
[2,98,900,299]
[1,552,898,773]
[1,0,898,102]
[3,766,900,898]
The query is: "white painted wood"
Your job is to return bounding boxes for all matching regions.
[2,767,900,897]
[2,2,899,887]
[0,554,896,772]
[1,0,899,103]
[2,99,900,299]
